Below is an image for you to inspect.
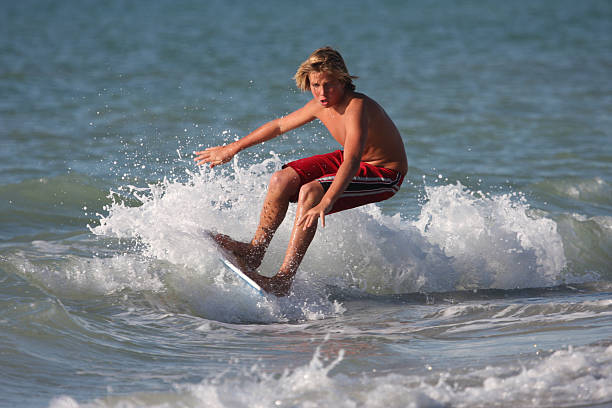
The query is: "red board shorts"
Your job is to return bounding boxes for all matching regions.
[283,150,404,215]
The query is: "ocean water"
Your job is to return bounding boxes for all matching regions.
[1,0,612,407]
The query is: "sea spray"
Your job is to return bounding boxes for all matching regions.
[94,157,574,302]
[414,182,568,289]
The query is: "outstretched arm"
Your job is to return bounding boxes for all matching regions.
[194,121,279,167]
[194,101,318,168]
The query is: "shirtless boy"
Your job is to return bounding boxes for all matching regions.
[195,47,408,296]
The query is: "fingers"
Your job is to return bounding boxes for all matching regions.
[194,157,216,168]
[296,213,311,230]
[193,147,226,167]
[304,214,316,230]
[297,208,326,230]
[193,149,210,166]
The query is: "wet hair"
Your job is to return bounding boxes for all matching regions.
[294,46,357,91]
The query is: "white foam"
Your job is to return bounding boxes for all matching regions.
[414,182,568,289]
[9,251,165,297]
[89,157,576,321]
[48,343,612,408]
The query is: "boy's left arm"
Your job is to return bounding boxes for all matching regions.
[298,101,368,229]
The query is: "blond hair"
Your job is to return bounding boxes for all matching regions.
[294,47,357,91]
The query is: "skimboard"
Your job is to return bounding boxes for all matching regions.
[207,231,265,297]
[219,253,265,296]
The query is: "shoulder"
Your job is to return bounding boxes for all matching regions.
[344,93,372,119]
[346,92,378,112]
[347,93,386,118]
[351,92,379,107]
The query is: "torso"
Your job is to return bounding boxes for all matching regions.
[313,92,408,175]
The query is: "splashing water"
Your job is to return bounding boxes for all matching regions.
[88,155,577,323]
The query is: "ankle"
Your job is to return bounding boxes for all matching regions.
[245,244,265,269]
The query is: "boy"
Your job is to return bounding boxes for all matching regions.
[195,47,408,296]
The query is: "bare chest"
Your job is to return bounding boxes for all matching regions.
[318,113,348,146]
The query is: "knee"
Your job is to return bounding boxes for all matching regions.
[297,181,324,207]
[268,168,300,198]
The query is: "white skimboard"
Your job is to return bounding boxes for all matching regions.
[206,231,266,297]
[218,253,265,296]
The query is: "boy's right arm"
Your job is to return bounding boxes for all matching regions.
[194,120,280,168]
[194,100,318,168]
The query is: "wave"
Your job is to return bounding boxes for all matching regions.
[529,177,612,217]
[556,212,612,277]
[49,341,612,408]
[420,295,612,336]
[79,158,605,316]
[95,158,576,292]
[5,156,608,323]
[92,158,607,293]
[533,176,612,210]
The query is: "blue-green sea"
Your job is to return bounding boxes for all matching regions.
[2,1,612,407]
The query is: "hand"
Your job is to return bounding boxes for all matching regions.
[194,144,237,168]
[297,200,332,230]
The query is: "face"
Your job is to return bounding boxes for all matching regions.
[308,71,345,108]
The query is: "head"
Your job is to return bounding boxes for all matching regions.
[294,47,357,92]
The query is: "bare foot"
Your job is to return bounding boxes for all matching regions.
[208,232,293,297]
[209,232,263,271]
[241,270,293,297]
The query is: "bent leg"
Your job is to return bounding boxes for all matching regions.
[214,167,301,270]
[267,180,325,295]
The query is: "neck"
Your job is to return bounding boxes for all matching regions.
[330,89,353,113]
